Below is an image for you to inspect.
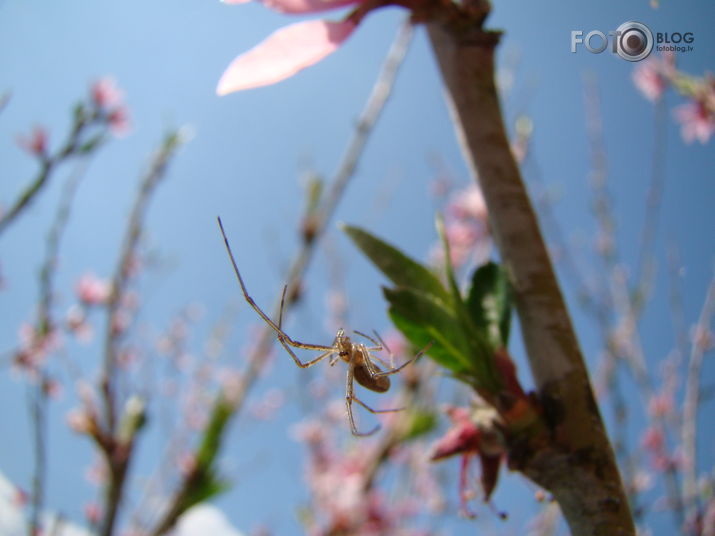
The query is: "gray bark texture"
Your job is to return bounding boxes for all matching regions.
[426,19,636,536]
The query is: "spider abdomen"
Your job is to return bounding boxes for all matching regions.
[354,362,391,393]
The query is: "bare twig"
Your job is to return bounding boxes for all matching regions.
[633,97,668,311]
[583,76,687,525]
[0,109,106,236]
[681,276,715,523]
[98,129,187,536]
[28,163,88,536]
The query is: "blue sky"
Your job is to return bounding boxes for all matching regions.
[1,0,714,534]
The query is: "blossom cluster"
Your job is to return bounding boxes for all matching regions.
[633,53,715,144]
[17,78,130,160]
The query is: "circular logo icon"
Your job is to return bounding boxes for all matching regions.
[615,21,653,61]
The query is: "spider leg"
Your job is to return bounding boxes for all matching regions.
[345,359,380,437]
[370,354,392,370]
[351,396,405,414]
[273,284,336,368]
[353,330,397,370]
[352,330,382,348]
[372,341,433,379]
[218,217,334,353]
[372,330,395,369]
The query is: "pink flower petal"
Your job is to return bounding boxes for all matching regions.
[222,0,359,13]
[217,19,356,95]
[261,0,359,14]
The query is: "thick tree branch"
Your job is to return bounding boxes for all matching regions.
[426,17,634,536]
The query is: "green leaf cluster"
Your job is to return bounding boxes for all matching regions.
[176,395,232,513]
[343,224,513,396]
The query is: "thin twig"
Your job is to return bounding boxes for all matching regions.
[28,384,47,536]
[98,129,187,536]
[146,19,414,536]
[28,162,89,536]
[0,110,105,236]
[633,96,668,312]
[681,276,715,523]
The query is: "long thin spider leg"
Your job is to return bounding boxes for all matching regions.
[370,354,392,370]
[353,330,382,348]
[218,217,333,353]
[345,360,379,437]
[351,396,405,414]
[372,330,390,353]
[372,341,433,378]
[372,329,395,369]
[278,285,288,330]
[273,285,336,368]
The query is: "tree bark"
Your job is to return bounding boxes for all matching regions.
[427,19,635,536]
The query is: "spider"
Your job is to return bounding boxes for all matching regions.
[218,217,428,436]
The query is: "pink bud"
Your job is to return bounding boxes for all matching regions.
[91,78,125,109]
[17,126,48,157]
[76,272,111,305]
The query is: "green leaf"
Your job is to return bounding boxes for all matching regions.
[343,225,450,303]
[196,396,233,467]
[178,468,230,513]
[384,286,473,374]
[176,396,234,513]
[401,409,437,441]
[435,214,462,306]
[78,133,105,154]
[466,262,514,350]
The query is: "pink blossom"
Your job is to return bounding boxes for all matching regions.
[107,106,131,136]
[91,77,125,109]
[66,408,94,434]
[84,502,102,524]
[447,184,487,223]
[90,77,131,136]
[674,98,715,144]
[630,470,654,493]
[430,406,482,461]
[632,57,668,102]
[641,426,664,452]
[430,405,504,516]
[217,19,356,94]
[13,487,29,507]
[66,304,93,342]
[430,183,491,269]
[76,272,111,305]
[17,126,48,157]
[15,323,60,371]
[647,393,673,418]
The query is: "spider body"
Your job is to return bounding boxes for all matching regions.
[218,217,427,436]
